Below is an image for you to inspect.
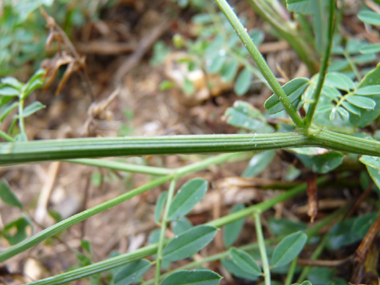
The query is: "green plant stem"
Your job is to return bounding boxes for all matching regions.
[28,177,331,284]
[18,97,26,141]
[304,0,335,130]
[0,133,307,165]
[0,130,15,142]
[297,235,329,283]
[246,0,319,74]
[309,128,380,155]
[285,257,298,285]
[0,175,172,262]
[227,49,268,86]
[214,0,304,129]
[5,129,380,165]
[28,243,160,285]
[254,212,270,285]
[343,51,362,81]
[176,152,239,177]
[146,239,275,285]
[66,158,173,176]
[0,152,238,262]
[295,14,316,50]
[155,179,176,285]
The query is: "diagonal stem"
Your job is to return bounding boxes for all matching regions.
[155,179,177,285]
[254,212,271,285]
[214,0,305,130]
[304,0,336,130]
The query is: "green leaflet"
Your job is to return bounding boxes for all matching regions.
[223,204,245,247]
[162,225,217,261]
[0,179,23,208]
[114,259,151,285]
[229,248,262,276]
[168,178,208,221]
[264,77,309,114]
[271,231,307,268]
[160,270,222,285]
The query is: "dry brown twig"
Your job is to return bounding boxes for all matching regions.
[307,174,318,223]
[82,87,121,137]
[37,4,94,98]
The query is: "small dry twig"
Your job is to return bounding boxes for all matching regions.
[307,174,318,223]
[38,5,94,98]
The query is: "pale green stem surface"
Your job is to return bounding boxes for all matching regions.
[66,158,173,176]
[18,96,26,141]
[0,130,15,142]
[3,129,380,166]
[343,51,362,81]
[155,179,176,285]
[254,212,271,285]
[285,258,298,285]
[0,133,309,165]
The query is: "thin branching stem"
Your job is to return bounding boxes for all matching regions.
[28,177,329,285]
[0,130,15,142]
[285,258,298,285]
[254,212,271,285]
[305,0,336,130]
[146,205,342,284]
[66,158,173,176]
[18,96,26,141]
[0,152,240,262]
[214,0,305,130]
[155,179,176,285]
